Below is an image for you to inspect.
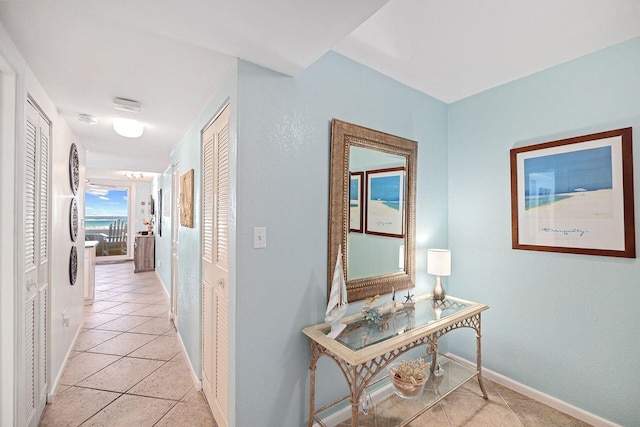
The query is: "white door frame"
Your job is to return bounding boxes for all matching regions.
[0,50,17,426]
[171,162,179,327]
[87,180,134,263]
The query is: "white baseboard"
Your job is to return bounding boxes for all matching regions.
[154,270,171,300]
[176,329,202,391]
[47,319,85,402]
[312,354,619,427]
[445,353,620,427]
[312,380,394,427]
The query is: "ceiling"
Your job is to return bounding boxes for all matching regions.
[1,0,639,180]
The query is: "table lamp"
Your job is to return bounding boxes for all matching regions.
[427,249,451,301]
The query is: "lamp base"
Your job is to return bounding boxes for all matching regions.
[432,276,446,301]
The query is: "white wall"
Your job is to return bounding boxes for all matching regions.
[0,27,18,427]
[0,21,85,423]
[157,61,239,425]
[47,108,86,400]
[448,36,640,426]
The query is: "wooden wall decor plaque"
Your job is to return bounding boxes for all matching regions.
[180,168,194,228]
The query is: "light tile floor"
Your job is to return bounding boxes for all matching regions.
[42,262,591,426]
[350,378,593,426]
[40,262,217,427]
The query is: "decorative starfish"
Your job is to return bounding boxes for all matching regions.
[404,290,414,303]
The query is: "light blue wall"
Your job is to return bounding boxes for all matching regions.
[154,169,172,295]
[161,62,238,427]
[448,37,640,425]
[234,52,449,426]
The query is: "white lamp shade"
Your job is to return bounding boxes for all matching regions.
[113,118,144,138]
[427,249,451,276]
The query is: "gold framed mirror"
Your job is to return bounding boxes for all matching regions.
[328,119,417,302]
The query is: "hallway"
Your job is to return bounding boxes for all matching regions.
[38,263,593,427]
[40,262,216,426]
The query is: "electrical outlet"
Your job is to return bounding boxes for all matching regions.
[62,311,70,328]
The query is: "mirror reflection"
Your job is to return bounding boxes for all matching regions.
[348,146,407,280]
[328,119,417,302]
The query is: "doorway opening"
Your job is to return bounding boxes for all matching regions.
[85,185,130,260]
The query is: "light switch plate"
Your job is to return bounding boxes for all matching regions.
[254,226,266,249]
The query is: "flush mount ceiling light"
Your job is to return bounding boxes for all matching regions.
[113,118,144,138]
[77,113,98,124]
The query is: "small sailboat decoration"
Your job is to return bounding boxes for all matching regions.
[325,244,348,339]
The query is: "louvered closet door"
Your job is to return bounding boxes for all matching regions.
[201,104,230,427]
[22,100,50,427]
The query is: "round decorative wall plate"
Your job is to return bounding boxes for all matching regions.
[69,143,79,195]
[69,245,78,286]
[70,198,78,242]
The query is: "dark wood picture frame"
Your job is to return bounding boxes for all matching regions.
[349,171,364,233]
[365,167,405,238]
[510,127,635,258]
[158,188,163,237]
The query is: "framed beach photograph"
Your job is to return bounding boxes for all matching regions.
[365,167,405,238]
[349,172,364,233]
[510,127,635,258]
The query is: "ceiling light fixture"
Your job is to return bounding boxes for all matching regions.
[77,113,98,124]
[124,171,144,180]
[113,118,144,138]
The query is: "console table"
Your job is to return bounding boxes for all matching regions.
[302,295,489,426]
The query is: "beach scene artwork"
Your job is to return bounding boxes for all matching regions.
[366,168,405,237]
[513,129,635,256]
[524,145,613,219]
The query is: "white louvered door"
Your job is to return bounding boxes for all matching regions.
[201,104,230,427]
[22,99,50,427]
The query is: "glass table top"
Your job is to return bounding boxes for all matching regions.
[334,297,469,351]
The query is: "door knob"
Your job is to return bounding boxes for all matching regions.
[217,278,225,288]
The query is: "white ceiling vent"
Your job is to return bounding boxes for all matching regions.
[113,97,141,113]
